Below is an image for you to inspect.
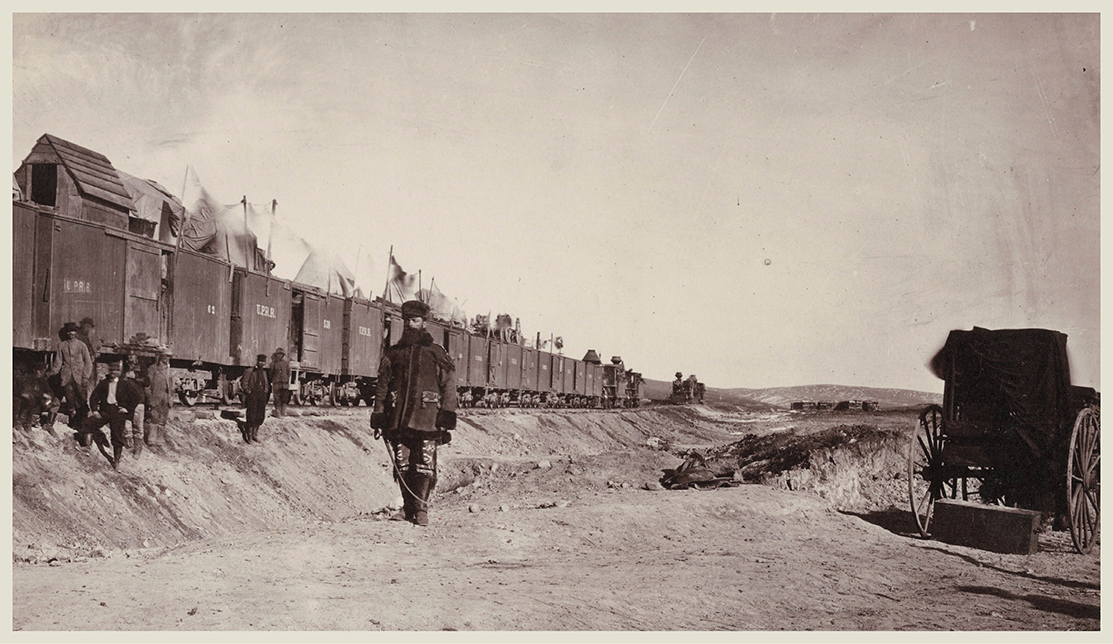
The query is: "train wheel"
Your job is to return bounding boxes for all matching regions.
[291,387,303,406]
[327,382,339,407]
[179,390,199,407]
[908,404,945,538]
[1067,407,1100,554]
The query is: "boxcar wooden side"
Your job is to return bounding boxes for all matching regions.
[170,249,232,364]
[506,343,523,391]
[342,297,383,377]
[231,269,292,367]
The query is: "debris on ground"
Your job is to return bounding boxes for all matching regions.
[660,451,740,490]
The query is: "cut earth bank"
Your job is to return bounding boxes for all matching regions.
[12,404,1100,631]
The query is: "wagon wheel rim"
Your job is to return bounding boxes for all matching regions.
[909,404,945,538]
[1067,407,1100,554]
[327,381,339,407]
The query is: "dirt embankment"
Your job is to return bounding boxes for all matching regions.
[13,404,754,560]
[12,404,1100,632]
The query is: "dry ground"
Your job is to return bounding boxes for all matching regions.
[11,403,1100,632]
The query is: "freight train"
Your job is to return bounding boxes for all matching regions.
[12,134,643,412]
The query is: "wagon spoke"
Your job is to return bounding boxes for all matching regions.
[1084,487,1099,513]
[917,436,932,462]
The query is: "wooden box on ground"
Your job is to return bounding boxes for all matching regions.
[932,499,1041,554]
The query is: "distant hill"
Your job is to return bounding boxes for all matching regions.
[641,379,941,411]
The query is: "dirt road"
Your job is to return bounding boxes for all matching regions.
[11,405,1100,631]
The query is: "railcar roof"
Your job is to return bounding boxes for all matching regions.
[37,133,132,211]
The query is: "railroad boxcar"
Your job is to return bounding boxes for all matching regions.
[561,356,576,399]
[505,343,523,393]
[170,249,233,365]
[284,285,346,405]
[538,351,554,400]
[522,347,540,396]
[487,339,507,391]
[13,135,172,361]
[14,199,171,358]
[574,360,588,402]
[342,296,384,404]
[463,333,489,392]
[230,267,292,368]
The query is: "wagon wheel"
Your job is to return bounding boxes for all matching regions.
[178,390,199,407]
[1067,407,1100,554]
[291,386,303,406]
[909,404,946,537]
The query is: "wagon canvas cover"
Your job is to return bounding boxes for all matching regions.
[929,327,1074,458]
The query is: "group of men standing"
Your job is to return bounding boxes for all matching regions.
[32,301,461,523]
[37,320,175,470]
[238,347,291,443]
[671,372,705,404]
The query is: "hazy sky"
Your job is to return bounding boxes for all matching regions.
[12,13,1100,392]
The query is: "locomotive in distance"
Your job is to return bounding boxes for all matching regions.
[12,134,644,410]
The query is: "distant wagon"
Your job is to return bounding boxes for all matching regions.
[908,327,1100,554]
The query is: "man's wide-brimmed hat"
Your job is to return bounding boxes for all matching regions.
[275,347,285,355]
[675,372,683,378]
[256,354,268,362]
[401,300,430,320]
[59,322,80,339]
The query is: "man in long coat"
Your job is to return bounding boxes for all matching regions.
[51,322,93,428]
[145,350,174,447]
[270,348,292,418]
[371,300,458,526]
[241,354,271,443]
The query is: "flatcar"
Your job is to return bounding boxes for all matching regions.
[12,133,637,414]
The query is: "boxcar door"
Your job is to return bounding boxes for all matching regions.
[124,242,162,345]
[300,292,321,370]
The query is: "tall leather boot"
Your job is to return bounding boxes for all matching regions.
[401,471,421,523]
[411,472,435,527]
[132,408,145,458]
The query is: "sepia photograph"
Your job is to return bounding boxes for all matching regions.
[10,12,1100,634]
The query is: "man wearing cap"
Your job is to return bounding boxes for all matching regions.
[240,353,271,443]
[145,350,174,447]
[672,372,684,398]
[270,348,292,418]
[371,300,458,526]
[50,322,94,428]
[77,317,101,358]
[82,361,145,470]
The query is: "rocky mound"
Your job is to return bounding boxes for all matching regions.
[704,424,909,512]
